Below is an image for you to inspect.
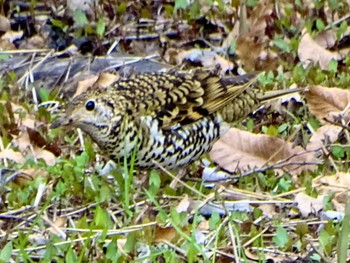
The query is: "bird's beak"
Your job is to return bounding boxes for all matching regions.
[50,115,73,129]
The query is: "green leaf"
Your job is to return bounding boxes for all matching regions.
[75,152,89,167]
[99,185,112,202]
[106,240,121,261]
[315,19,325,31]
[310,253,321,261]
[174,0,188,11]
[149,170,161,195]
[189,1,201,19]
[124,231,137,253]
[278,177,291,192]
[278,123,289,134]
[319,229,332,254]
[65,247,78,262]
[96,19,106,37]
[39,87,49,102]
[246,118,254,132]
[74,10,88,28]
[273,226,290,248]
[209,213,220,230]
[51,19,65,29]
[170,207,181,225]
[336,21,348,39]
[246,0,259,6]
[0,241,13,262]
[94,206,113,229]
[116,2,127,14]
[266,125,278,136]
[273,38,291,52]
[0,54,10,62]
[327,59,338,73]
[331,145,345,159]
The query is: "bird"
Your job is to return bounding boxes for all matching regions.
[50,71,296,170]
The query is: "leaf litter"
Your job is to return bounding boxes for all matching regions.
[210,128,317,176]
[1,0,350,262]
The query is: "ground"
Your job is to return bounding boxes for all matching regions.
[0,0,350,262]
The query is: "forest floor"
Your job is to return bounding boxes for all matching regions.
[1,1,350,262]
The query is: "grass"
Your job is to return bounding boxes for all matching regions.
[1,0,350,261]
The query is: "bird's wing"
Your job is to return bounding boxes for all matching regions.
[111,72,258,128]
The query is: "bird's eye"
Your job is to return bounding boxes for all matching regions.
[85,100,95,111]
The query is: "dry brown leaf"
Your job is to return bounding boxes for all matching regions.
[315,173,350,189]
[0,101,37,130]
[245,247,298,262]
[154,226,179,243]
[15,130,57,166]
[47,217,67,235]
[73,75,99,98]
[197,220,210,231]
[0,149,25,164]
[15,130,31,152]
[306,124,342,152]
[0,15,11,32]
[171,48,233,73]
[235,0,278,71]
[14,168,49,186]
[176,194,191,213]
[313,173,350,210]
[0,39,16,50]
[94,72,120,89]
[314,30,337,49]
[12,172,33,187]
[33,147,56,166]
[210,128,316,175]
[19,35,47,49]
[305,85,350,123]
[258,204,277,218]
[298,30,347,70]
[247,0,274,35]
[294,192,324,217]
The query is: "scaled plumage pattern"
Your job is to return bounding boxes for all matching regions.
[51,71,287,169]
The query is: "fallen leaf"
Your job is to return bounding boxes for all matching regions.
[14,130,57,166]
[13,168,49,186]
[170,48,233,73]
[15,130,31,153]
[306,124,342,152]
[94,72,120,89]
[313,173,350,209]
[197,220,210,231]
[0,39,16,50]
[305,85,350,123]
[0,149,25,164]
[33,147,56,166]
[73,75,99,98]
[294,192,324,217]
[298,30,346,70]
[19,35,46,49]
[0,15,11,32]
[154,226,178,243]
[210,128,317,175]
[176,194,191,213]
[47,217,67,236]
[235,0,278,71]
[259,203,277,218]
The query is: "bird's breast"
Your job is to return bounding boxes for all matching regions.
[104,114,225,169]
